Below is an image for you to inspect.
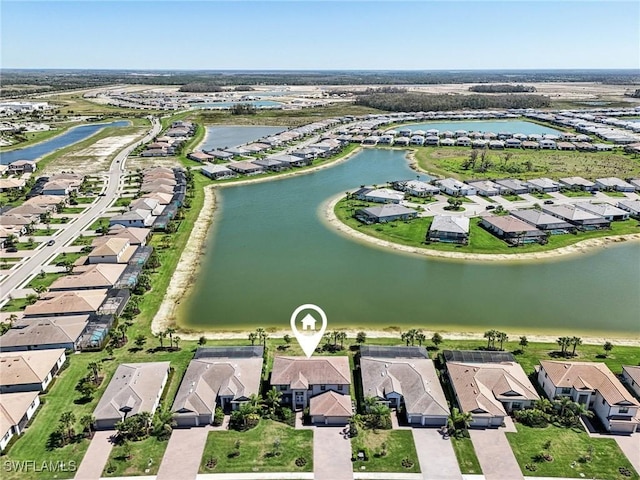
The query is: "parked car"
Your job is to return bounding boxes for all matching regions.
[485,205,496,210]
[47,239,55,246]
[544,200,554,204]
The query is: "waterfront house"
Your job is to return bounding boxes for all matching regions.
[23,290,107,318]
[575,202,630,221]
[355,204,417,224]
[424,136,440,146]
[428,215,470,244]
[455,136,472,147]
[89,238,138,264]
[49,264,126,291]
[205,150,234,162]
[270,356,351,424]
[622,366,640,400]
[109,209,154,228]
[396,180,440,197]
[93,362,170,430]
[525,177,561,193]
[439,138,455,147]
[105,225,151,246]
[357,188,404,204]
[447,358,539,428]
[480,214,546,244]
[141,192,174,206]
[172,347,264,426]
[40,181,70,196]
[200,164,236,180]
[0,349,66,393]
[435,178,477,196]
[394,137,410,147]
[466,180,506,197]
[617,200,640,217]
[252,157,289,172]
[628,179,640,191]
[410,135,425,146]
[489,140,505,150]
[0,316,89,352]
[556,141,576,151]
[8,160,36,174]
[378,134,395,145]
[187,151,213,163]
[226,161,264,176]
[521,140,540,149]
[494,178,530,195]
[541,204,610,229]
[129,198,163,216]
[539,139,557,149]
[0,392,40,451]
[538,361,639,434]
[269,154,310,168]
[505,138,522,148]
[360,346,449,427]
[595,177,636,192]
[559,176,597,191]
[510,209,573,233]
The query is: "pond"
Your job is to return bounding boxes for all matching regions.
[391,120,561,135]
[200,126,286,151]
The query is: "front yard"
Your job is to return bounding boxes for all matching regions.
[103,435,169,477]
[451,435,482,475]
[199,420,313,474]
[506,424,638,479]
[351,429,420,473]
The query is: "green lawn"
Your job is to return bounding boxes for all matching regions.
[113,197,132,207]
[351,429,420,473]
[451,435,482,475]
[199,420,313,474]
[13,241,39,251]
[507,424,638,479]
[61,207,86,214]
[1,297,33,312]
[604,191,629,198]
[52,251,86,265]
[335,198,640,255]
[73,197,96,204]
[31,229,57,236]
[560,190,595,198]
[503,194,525,201]
[104,436,168,478]
[26,272,65,290]
[49,217,70,224]
[71,235,95,246]
[88,217,112,231]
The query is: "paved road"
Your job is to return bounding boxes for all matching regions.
[0,118,160,304]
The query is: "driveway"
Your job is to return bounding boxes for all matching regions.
[156,427,211,480]
[314,426,353,480]
[74,429,115,479]
[469,428,523,480]
[412,428,462,480]
[614,435,640,474]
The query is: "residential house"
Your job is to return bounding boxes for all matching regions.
[617,200,640,217]
[188,151,214,163]
[360,346,449,426]
[541,204,611,229]
[270,356,351,424]
[105,225,151,246]
[0,392,40,451]
[394,180,440,197]
[595,177,636,192]
[559,177,597,191]
[494,179,530,195]
[48,264,126,291]
[355,204,417,224]
[447,359,539,428]
[226,161,264,176]
[526,178,561,193]
[480,215,546,244]
[0,315,89,352]
[200,164,236,180]
[428,215,470,244]
[205,150,234,162]
[40,181,70,196]
[269,154,310,168]
[356,188,404,204]
[252,158,289,172]
[93,362,170,430]
[89,238,137,264]
[467,180,506,197]
[622,366,640,400]
[7,160,36,174]
[575,202,630,221]
[23,290,107,318]
[129,198,164,216]
[141,192,173,206]
[172,347,264,427]
[435,178,477,196]
[0,349,66,393]
[537,361,639,434]
[539,139,557,149]
[510,209,573,233]
[109,209,154,228]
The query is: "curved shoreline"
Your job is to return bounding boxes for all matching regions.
[324,194,640,263]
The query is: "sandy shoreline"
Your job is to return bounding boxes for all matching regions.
[323,195,640,263]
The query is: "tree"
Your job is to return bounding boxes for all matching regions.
[401,331,412,346]
[34,284,47,295]
[152,408,175,440]
[337,331,347,348]
[87,361,101,384]
[518,336,529,351]
[484,330,497,349]
[447,407,472,436]
[198,336,207,346]
[59,411,76,443]
[248,332,258,346]
[156,330,167,349]
[76,377,97,399]
[415,331,426,346]
[117,323,128,344]
[264,387,283,418]
[26,293,39,305]
[497,331,508,351]
[570,336,582,357]
[256,328,268,348]
[165,328,176,348]
[603,341,613,357]
[355,331,367,345]
[283,334,291,347]
[173,336,181,350]
[556,336,571,356]
[80,414,95,438]
[134,334,146,348]
[431,332,443,349]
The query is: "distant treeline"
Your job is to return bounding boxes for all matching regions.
[1,69,638,98]
[355,93,551,111]
[469,84,536,93]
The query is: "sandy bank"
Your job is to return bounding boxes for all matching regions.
[323,195,640,263]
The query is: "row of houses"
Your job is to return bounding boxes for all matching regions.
[140,121,195,157]
[526,112,640,145]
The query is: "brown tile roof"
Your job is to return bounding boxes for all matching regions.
[0,391,39,437]
[24,290,107,317]
[90,237,129,257]
[447,361,539,416]
[49,264,126,290]
[0,349,65,386]
[540,360,639,406]
[623,365,640,385]
[481,214,544,234]
[271,356,351,389]
[105,226,151,245]
[309,390,351,417]
[0,315,89,348]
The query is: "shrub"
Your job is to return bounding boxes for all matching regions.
[205,457,217,470]
[401,457,415,469]
[213,407,224,426]
[514,408,549,428]
[295,457,307,467]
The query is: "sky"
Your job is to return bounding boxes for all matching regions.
[2,1,639,70]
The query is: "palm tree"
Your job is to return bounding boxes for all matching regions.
[447,407,472,435]
[415,331,426,346]
[484,330,497,349]
[497,332,508,351]
[363,395,379,412]
[356,331,367,345]
[337,331,347,348]
[518,336,529,351]
[117,323,128,344]
[165,328,176,349]
[173,336,181,350]
[264,387,282,417]
[153,408,176,439]
[248,332,258,346]
[80,414,95,438]
[431,332,443,349]
[556,336,571,356]
[156,330,167,349]
[401,331,412,346]
[603,341,613,357]
[59,411,76,442]
[258,329,268,348]
[570,336,582,357]
[248,393,263,413]
[88,361,101,385]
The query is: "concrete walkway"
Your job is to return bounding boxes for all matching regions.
[75,430,116,480]
[314,426,353,480]
[469,429,523,480]
[156,427,211,480]
[412,428,463,480]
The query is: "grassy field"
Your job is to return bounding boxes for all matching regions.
[61,206,86,214]
[0,121,81,152]
[71,234,95,246]
[414,146,640,181]
[507,424,638,479]
[351,429,420,473]
[1,297,33,312]
[451,435,482,475]
[334,197,640,255]
[103,435,169,478]
[52,251,86,265]
[26,272,65,290]
[199,420,313,474]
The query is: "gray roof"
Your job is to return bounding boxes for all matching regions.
[430,215,469,234]
[542,204,607,222]
[510,209,573,229]
[0,316,89,350]
[494,179,530,192]
[575,202,629,218]
[482,214,545,234]
[359,346,428,359]
[93,362,170,423]
[172,356,263,416]
[201,164,233,174]
[361,356,449,418]
[618,200,640,214]
[359,204,416,218]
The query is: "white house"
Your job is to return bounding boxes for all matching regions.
[435,178,477,196]
[0,349,66,393]
[538,360,639,434]
[622,366,640,401]
[0,392,40,451]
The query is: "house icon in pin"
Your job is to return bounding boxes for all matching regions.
[300,313,317,331]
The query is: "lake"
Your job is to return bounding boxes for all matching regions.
[181,148,640,338]
[0,121,130,165]
[200,126,286,151]
[392,120,561,135]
